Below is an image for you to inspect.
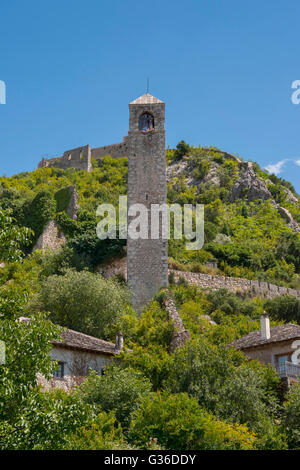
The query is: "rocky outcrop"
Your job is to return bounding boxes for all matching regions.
[228,163,300,231]
[229,162,272,202]
[202,162,221,186]
[283,188,299,203]
[276,205,300,233]
[166,157,221,188]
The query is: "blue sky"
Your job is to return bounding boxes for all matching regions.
[1,0,300,192]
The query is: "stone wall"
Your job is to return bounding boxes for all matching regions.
[97,258,300,301]
[33,220,66,251]
[170,269,300,300]
[38,144,92,173]
[163,295,190,352]
[91,137,128,160]
[38,138,128,172]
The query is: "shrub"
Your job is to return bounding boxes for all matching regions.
[282,384,300,449]
[64,411,131,450]
[78,366,152,430]
[264,296,300,324]
[68,232,126,270]
[129,391,256,450]
[22,191,56,243]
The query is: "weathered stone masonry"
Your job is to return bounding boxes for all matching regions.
[39,145,92,172]
[163,295,191,352]
[38,139,128,172]
[127,94,168,312]
[170,270,300,299]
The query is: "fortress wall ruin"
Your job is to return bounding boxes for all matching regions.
[38,138,128,171]
[169,270,300,300]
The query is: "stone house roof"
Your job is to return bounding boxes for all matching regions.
[229,324,300,350]
[53,328,117,356]
[18,317,117,356]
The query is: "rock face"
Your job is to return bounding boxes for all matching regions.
[229,162,272,202]
[283,188,299,203]
[166,157,189,183]
[276,206,300,233]
[167,157,222,188]
[33,220,66,251]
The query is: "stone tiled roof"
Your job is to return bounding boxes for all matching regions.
[18,317,117,355]
[130,93,164,105]
[53,328,117,355]
[229,324,300,350]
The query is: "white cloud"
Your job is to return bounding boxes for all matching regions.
[265,159,289,176]
[265,158,300,176]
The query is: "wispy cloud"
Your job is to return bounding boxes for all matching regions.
[265,158,300,176]
[265,159,289,176]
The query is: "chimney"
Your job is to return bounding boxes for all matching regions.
[261,314,270,341]
[115,331,124,352]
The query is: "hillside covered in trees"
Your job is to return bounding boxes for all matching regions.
[1,143,300,450]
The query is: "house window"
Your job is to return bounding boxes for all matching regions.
[53,361,65,379]
[275,353,292,373]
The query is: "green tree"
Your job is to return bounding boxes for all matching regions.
[282,384,300,449]
[0,208,32,261]
[264,295,300,324]
[174,140,191,160]
[30,269,131,339]
[164,339,279,433]
[0,388,94,450]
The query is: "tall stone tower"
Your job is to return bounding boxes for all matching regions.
[127,93,168,312]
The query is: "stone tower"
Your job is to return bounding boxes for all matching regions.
[127,93,168,312]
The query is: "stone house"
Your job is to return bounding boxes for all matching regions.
[43,328,124,390]
[19,317,123,390]
[230,315,300,384]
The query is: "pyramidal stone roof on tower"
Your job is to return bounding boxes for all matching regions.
[129,93,164,105]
